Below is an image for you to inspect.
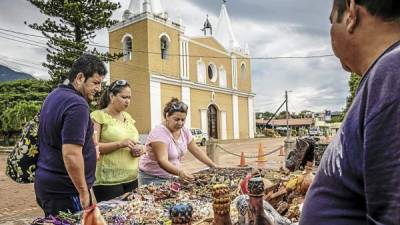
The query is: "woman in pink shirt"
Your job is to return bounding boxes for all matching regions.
[139,98,217,186]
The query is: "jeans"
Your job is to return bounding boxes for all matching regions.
[138,170,172,186]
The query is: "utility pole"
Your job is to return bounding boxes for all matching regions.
[283,90,295,168]
[285,90,289,139]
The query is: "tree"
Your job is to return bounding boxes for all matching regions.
[345,73,362,113]
[262,111,275,120]
[26,0,123,86]
[276,111,289,119]
[298,110,313,118]
[0,79,50,145]
[2,101,40,132]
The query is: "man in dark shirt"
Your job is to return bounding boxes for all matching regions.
[35,54,107,216]
[300,1,400,225]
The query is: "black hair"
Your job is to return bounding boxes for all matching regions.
[68,54,107,82]
[163,97,188,118]
[334,0,400,22]
[98,80,130,109]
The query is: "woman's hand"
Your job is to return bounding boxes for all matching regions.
[130,144,145,157]
[178,169,194,183]
[119,139,136,149]
[210,164,219,169]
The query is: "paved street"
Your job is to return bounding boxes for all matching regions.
[0,137,286,224]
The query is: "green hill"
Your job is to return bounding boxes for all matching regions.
[0,64,35,82]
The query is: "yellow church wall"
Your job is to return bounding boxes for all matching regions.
[160,83,182,119]
[147,20,181,78]
[215,93,234,139]
[188,42,232,89]
[109,20,151,134]
[109,20,149,71]
[190,89,234,139]
[236,57,252,93]
[189,89,209,131]
[191,37,227,53]
[238,96,249,138]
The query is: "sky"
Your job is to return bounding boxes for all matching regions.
[0,0,350,114]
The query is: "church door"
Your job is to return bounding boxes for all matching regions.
[208,104,218,139]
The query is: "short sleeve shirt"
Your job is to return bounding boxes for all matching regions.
[91,110,140,185]
[300,42,400,225]
[139,125,193,178]
[35,84,96,199]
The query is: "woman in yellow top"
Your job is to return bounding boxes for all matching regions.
[91,80,143,202]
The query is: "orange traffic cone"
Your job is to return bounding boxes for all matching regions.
[279,146,285,156]
[238,152,247,167]
[256,143,267,162]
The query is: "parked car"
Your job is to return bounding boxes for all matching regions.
[309,127,322,141]
[190,128,208,146]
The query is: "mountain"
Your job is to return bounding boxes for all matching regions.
[0,64,35,82]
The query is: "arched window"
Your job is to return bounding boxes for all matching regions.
[208,63,217,83]
[241,63,246,80]
[160,35,169,60]
[121,34,133,61]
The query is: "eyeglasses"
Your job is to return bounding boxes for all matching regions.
[171,102,188,112]
[110,80,127,91]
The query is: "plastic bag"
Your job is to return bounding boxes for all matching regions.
[81,204,107,225]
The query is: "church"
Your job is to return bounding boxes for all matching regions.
[108,0,255,140]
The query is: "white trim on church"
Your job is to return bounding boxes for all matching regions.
[150,80,161,128]
[232,95,239,139]
[150,73,255,97]
[248,97,255,138]
[181,86,191,129]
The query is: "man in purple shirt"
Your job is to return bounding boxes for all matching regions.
[300,1,400,225]
[34,54,106,216]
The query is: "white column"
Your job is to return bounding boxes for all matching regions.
[232,95,239,139]
[248,97,255,138]
[200,109,208,134]
[150,80,161,129]
[220,111,227,140]
[180,40,184,79]
[180,40,189,80]
[185,41,189,80]
[231,56,237,89]
[183,41,187,79]
[181,86,191,128]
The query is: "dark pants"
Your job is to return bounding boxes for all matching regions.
[36,195,83,217]
[93,180,138,202]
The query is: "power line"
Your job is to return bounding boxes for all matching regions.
[0,35,129,69]
[257,100,283,107]
[0,30,47,46]
[0,27,335,60]
[0,27,46,39]
[0,34,46,49]
[0,58,44,71]
[0,55,43,67]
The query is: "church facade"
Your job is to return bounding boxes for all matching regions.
[108,0,255,140]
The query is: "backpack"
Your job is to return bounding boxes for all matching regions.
[5,113,40,183]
